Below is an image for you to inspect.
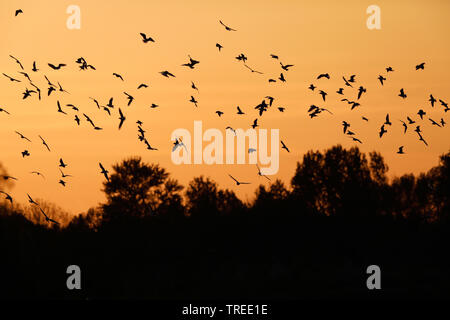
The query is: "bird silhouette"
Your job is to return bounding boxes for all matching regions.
[379,124,387,138]
[137,83,148,89]
[215,110,224,117]
[59,158,68,168]
[256,165,270,181]
[342,76,353,87]
[342,121,350,134]
[336,88,344,95]
[429,94,436,107]
[21,87,36,99]
[0,107,11,115]
[319,90,327,101]
[280,62,294,71]
[417,109,426,120]
[21,150,30,158]
[59,169,72,178]
[191,81,199,92]
[244,64,263,74]
[216,43,223,51]
[386,66,394,72]
[118,108,126,130]
[189,96,198,107]
[9,55,24,69]
[3,73,21,82]
[113,73,124,81]
[57,100,67,115]
[399,88,407,99]
[228,174,250,185]
[309,84,316,91]
[99,163,109,181]
[236,106,245,115]
[48,63,66,70]
[429,118,441,127]
[219,20,237,31]
[39,207,59,225]
[378,75,386,85]
[160,70,175,78]
[140,33,155,43]
[182,55,200,69]
[384,114,392,126]
[357,86,367,99]
[15,131,31,142]
[0,191,13,204]
[27,194,38,205]
[281,140,290,152]
[400,120,408,134]
[31,171,45,179]
[124,92,134,106]
[38,135,51,152]
[415,62,425,70]
[397,146,405,154]
[317,73,330,79]
[15,9,23,16]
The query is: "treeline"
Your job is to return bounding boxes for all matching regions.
[0,145,449,299]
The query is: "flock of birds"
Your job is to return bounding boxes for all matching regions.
[0,9,448,224]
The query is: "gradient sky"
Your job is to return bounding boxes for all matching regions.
[1,0,449,214]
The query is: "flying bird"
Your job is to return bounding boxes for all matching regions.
[417,109,426,120]
[415,62,425,70]
[15,9,23,16]
[38,135,51,152]
[317,73,330,80]
[256,165,270,181]
[160,70,175,78]
[99,163,109,181]
[112,73,124,81]
[281,140,290,152]
[59,158,68,168]
[3,73,21,82]
[280,62,294,71]
[124,92,134,106]
[9,55,24,69]
[189,96,198,107]
[39,207,59,225]
[219,20,237,31]
[429,94,436,107]
[399,88,407,99]
[397,146,405,154]
[0,191,13,204]
[357,86,367,100]
[0,107,11,115]
[216,43,223,51]
[118,108,126,130]
[48,63,66,70]
[228,174,250,186]
[140,33,155,43]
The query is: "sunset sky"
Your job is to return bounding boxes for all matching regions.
[1,0,449,214]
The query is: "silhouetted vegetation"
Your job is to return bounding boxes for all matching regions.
[1,145,450,299]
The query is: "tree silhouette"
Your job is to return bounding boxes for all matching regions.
[185,176,244,219]
[101,157,183,222]
[291,145,388,218]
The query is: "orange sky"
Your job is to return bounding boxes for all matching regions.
[1,0,449,214]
